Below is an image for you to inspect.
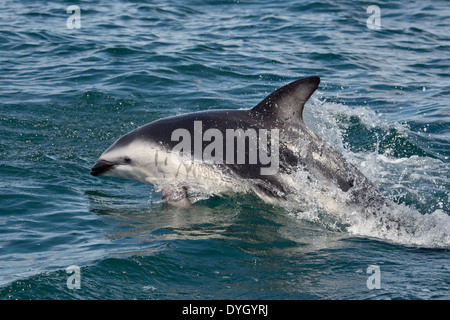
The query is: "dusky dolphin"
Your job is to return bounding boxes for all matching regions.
[91,76,386,211]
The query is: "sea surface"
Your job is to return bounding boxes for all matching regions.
[0,0,449,300]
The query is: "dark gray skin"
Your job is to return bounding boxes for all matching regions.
[92,76,386,209]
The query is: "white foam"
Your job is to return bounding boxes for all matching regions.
[294,98,450,248]
[347,205,450,248]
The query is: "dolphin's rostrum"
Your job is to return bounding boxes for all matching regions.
[91,76,385,209]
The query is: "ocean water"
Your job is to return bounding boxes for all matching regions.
[0,0,449,300]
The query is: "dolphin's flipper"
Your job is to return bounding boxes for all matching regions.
[161,185,192,208]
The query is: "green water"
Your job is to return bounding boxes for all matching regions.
[0,0,449,300]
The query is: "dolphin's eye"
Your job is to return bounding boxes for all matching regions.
[123,157,132,163]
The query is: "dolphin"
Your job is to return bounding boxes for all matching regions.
[91,76,386,210]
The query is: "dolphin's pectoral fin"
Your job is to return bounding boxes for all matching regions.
[161,185,192,208]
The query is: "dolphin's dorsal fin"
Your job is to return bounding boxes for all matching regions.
[251,76,320,123]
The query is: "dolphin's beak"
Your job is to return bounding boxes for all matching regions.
[90,160,117,176]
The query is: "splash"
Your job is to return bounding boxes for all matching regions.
[291,97,450,248]
[181,97,450,248]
